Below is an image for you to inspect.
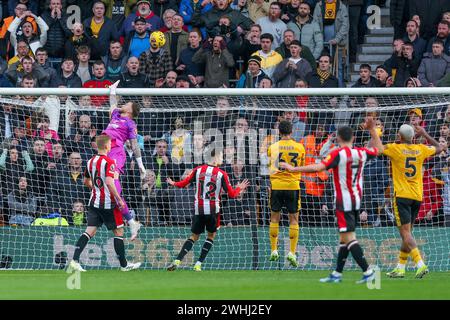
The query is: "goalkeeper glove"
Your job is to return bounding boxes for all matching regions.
[136,157,147,178]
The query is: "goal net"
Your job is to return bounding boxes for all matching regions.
[0,87,448,271]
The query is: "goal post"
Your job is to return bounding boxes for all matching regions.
[0,87,448,271]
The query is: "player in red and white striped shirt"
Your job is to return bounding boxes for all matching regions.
[85,153,117,210]
[67,135,141,273]
[166,149,249,271]
[280,126,376,284]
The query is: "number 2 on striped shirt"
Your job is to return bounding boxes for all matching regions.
[200,181,217,200]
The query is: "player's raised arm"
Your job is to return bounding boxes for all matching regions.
[414,125,447,154]
[365,116,385,155]
[109,80,120,117]
[279,162,327,173]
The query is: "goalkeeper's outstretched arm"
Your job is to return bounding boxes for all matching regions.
[130,138,146,176]
[109,80,120,117]
[279,162,326,173]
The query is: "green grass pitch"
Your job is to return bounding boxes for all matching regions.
[0,270,449,300]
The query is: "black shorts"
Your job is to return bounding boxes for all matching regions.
[336,210,358,233]
[87,206,124,231]
[393,197,421,226]
[191,214,218,235]
[270,190,301,214]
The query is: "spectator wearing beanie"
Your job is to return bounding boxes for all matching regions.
[375,65,393,87]
[405,77,421,87]
[236,55,268,88]
[176,74,193,88]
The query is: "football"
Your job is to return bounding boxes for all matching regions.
[150,31,166,48]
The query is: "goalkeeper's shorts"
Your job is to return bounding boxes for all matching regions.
[107,143,126,174]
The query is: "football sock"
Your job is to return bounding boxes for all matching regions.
[198,238,214,263]
[289,224,299,254]
[336,242,349,273]
[121,200,132,221]
[123,212,133,222]
[269,222,279,252]
[347,240,369,272]
[397,251,409,270]
[73,232,90,261]
[410,248,425,268]
[176,238,195,261]
[128,218,137,226]
[114,237,127,268]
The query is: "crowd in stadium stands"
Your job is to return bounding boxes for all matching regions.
[0,0,449,228]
